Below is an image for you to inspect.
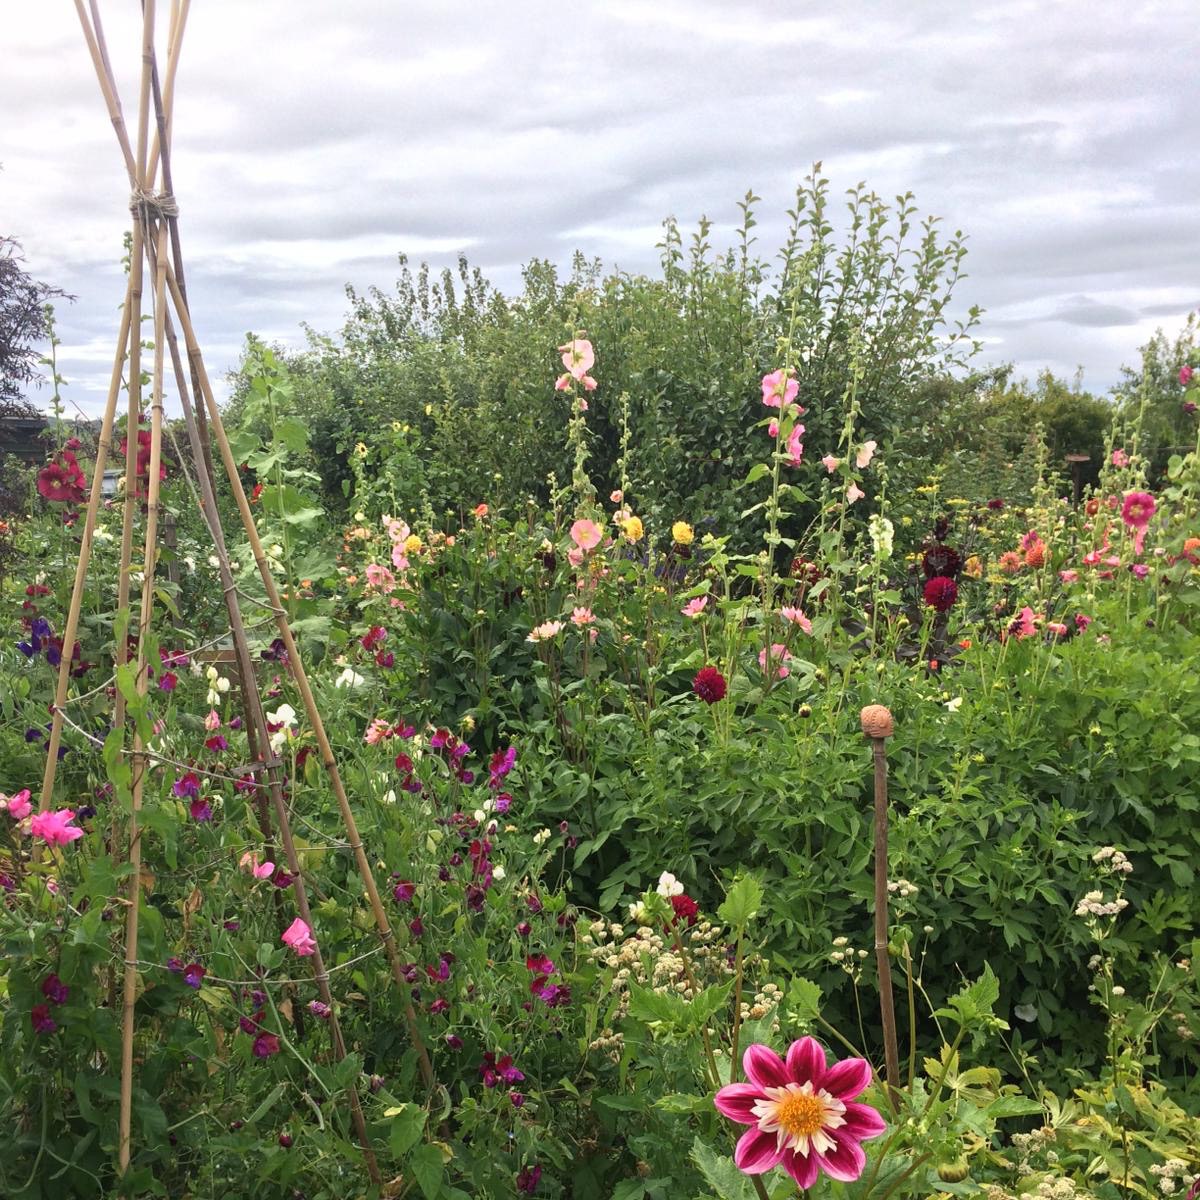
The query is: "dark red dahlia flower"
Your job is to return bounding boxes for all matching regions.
[693,666,727,704]
[923,577,958,612]
[670,894,699,926]
[921,544,961,579]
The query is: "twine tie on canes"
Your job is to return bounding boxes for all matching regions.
[129,187,179,224]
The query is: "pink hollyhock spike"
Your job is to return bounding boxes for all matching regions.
[281,917,317,956]
[558,338,595,379]
[714,1037,886,1189]
[1111,448,1130,468]
[5,789,32,821]
[570,519,602,552]
[761,369,799,410]
[785,425,805,467]
[30,808,84,846]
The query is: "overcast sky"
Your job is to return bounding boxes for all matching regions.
[3,0,1197,418]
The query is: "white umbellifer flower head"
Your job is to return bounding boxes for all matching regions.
[656,871,683,898]
[334,667,365,689]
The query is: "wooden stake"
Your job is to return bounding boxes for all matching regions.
[861,704,902,1111]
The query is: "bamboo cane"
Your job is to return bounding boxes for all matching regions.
[163,266,437,1092]
[861,704,902,1112]
[117,1,162,1173]
[74,0,136,184]
[37,285,132,811]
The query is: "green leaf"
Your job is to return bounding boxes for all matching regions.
[787,976,823,1021]
[387,1103,426,1157]
[627,982,689,1028]
[408,1142,444,1199]
[718,875,763,928]
[274,417,310,453]
[245,1082,287,1127]
[744,462,770,485]
[690,1136,756,1199]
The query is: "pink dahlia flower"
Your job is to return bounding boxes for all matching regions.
[714,1038,886,1188]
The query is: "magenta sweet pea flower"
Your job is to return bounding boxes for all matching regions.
[30,808,84,846]
[5,789,32,821]
[713,1038,886,1189]
[281,917,317,956]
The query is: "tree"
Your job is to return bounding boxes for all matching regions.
[0,235,68,417]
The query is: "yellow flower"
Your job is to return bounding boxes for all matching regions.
[964,555,983,579]
[916,484,938,495]
[671,520,694,546]
[404,534,423,555]
[622,515,644,543]
[900,516,913,526]
[354,442,368,458]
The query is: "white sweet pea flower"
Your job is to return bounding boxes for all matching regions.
[334,667,365,689]
[492,864,505,881]
[532,828,552,846]
[656,871,683,898]
[945,696,963,712]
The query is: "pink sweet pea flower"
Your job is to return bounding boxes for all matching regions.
[204,710,221,732]
[570,519,602,552]
[714,1038,886,1189]
[30,808,84,846]
[855,441,877,470]
[558,339,595,379]
[254,860,276,880]
[5,789,32,821]
[281,917,317,956]
[761,369,800,410]
[682,596,709,619]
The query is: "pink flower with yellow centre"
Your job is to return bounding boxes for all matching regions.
[761,369,800,411]
[714,1039,885,1188]
[570,519,602,552]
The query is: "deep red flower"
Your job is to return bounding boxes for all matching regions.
[37,452,88,503]
[922,577,958,612]
[671,894,699,926]
[921,544,961,579]
[693,666,727,704]
[31,1003,57,1034]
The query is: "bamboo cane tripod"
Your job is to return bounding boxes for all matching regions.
[37,1,436,1181]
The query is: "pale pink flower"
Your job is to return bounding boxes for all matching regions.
[570,519,603,552]
[761,369,800,410]
[558,338,596,379]
[580,374,598,391]
[1111,448,1130,468]
[1046,621,1069,636]
[785,425,805,467]
[254,860,276,880]
[367,562,397,591]
[1181,365,1194,386]
[821,455,841,473]
[30,808,84,846]
[364,717,392,745]
[5,789,32,821]
[554,373,572,392]
[578,397,589,412]
[1131,563,1150,579]
[204,710,221,732]
[567,547,584,568]
[713,1038,886,1189]
[767,419,780,439]
[383,516,410,544]
[390,544,410,572]
[855,441,877,470]
[846,483,865,504]
[527,621,564,643]
[682,596,709,619]
[759,643,791,680]
[282,917,316,956]
[1010,606,1039,640]
[780,607,813,634]
[1059,569,1079,583]
[610,490,623,504]
[571,607,595,626]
